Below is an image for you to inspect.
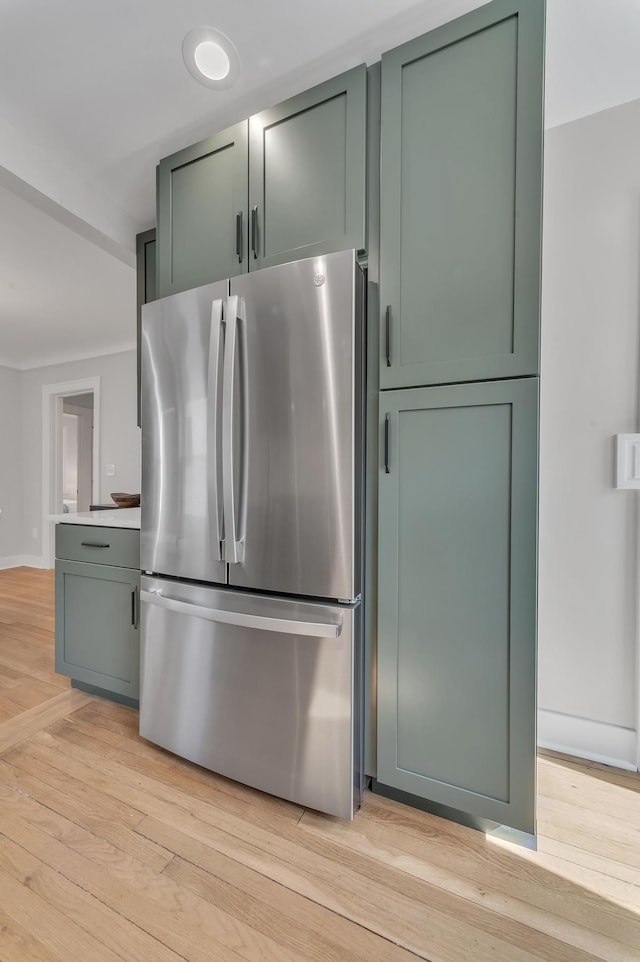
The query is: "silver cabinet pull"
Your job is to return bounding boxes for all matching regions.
[140,590,342,638]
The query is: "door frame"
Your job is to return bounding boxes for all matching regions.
[42,377,100,568]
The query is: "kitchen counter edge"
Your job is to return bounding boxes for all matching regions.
[48,508,141,530]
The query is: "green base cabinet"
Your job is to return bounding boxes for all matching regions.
[379,0,544,389]
[376,378,538,834]
[156,65,367,296]
[55,526,140,702]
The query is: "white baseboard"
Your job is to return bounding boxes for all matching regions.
[0,555,47,570]
[538,708,638,772]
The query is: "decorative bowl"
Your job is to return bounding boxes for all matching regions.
[110,492,140,508]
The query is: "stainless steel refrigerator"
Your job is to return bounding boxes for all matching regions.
[139,249,364,818]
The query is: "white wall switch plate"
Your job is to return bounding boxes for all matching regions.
[615,434,640,488]
[106,464,116,478]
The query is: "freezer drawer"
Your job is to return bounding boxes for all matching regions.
[139,576,361,818]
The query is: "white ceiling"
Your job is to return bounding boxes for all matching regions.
[1,0,640,370]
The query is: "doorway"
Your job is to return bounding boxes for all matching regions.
[42,377,101,568]
[61,392,94,514]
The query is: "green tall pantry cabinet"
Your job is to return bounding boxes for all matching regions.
[375,0,544,834]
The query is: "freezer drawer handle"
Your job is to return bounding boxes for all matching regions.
[140,590,343,638]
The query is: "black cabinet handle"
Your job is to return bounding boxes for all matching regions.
[131,587,139,628]
[384,415,390,474]
[236,211,243,263]
[251,206,258,259]
[81,541,110,548]
[385,306,392,367]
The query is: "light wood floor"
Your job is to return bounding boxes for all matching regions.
[0,568,638,962]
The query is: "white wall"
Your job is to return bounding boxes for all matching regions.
[20,349,140,562]
[539,97,640,769]
[0,364,24,564]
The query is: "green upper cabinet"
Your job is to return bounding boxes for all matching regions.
[377,377,539,834]
[379,0,545,389]
[156,65,367,295]
[248,65,367,270]
[156,121,249,297]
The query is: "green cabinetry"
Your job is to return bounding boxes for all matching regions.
[379,0,544,389]
[157,123,248,298]
[377,378,538,833]
[55,525,140,703]
[156,65,367,296]
[374,0,544,835]
[249,65,367,271]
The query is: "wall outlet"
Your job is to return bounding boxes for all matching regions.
[106,464,116,478]
[32,527,38,539]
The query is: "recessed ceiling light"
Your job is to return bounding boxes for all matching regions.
[182,27,239,89]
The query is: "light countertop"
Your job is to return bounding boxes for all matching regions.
[49,508,140,530]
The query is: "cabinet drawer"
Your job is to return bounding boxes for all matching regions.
[55,525,140,569]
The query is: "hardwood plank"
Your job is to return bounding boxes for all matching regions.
[361,789,640,923]
[538,750,640,792]
[537,794,640,870]
[39,718,305,829]
[156,826,416,962]
[0,786,313,962]
[538,755,640,822]
[0,905,60,962]
[0,845,125,962]
[0,754,173,872]
[300,803,640,960]
[0,689,92,755]
[0,834,187,962]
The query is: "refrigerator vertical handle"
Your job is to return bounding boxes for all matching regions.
[208,299,224,559]
[222,295,243,564]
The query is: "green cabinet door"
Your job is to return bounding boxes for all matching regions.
[157,121,248,296]
[377,378,538,833]
[379,0,544,389]
[136,228,156,427]
[249,65,367,270]
[55,560,140,700]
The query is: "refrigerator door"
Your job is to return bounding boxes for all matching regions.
[139,575,360,819]
[141,280,228,584]
[227,249,363,600]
